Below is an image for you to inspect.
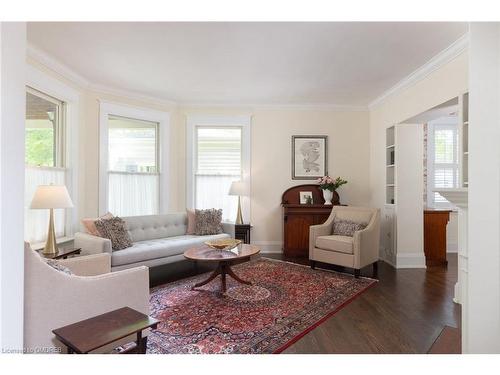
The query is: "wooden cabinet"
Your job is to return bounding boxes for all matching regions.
[424,209,451,266]
[281,185,337,258]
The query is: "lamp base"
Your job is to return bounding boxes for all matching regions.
[235,196,244,225]
[41,208,58,256]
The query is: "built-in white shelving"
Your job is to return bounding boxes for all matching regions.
[386,126,396,205]
[459,92,469,188]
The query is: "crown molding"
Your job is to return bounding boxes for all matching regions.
[368,33,469,110]
[178,101,368,112]
[26,43,90,89]
[87,84,178,108]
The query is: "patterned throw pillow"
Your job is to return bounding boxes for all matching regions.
[81,212,114,236]
[95,216,132,251]
[332,219,368,237]
[45,259,73,275]
[195,208,223,235]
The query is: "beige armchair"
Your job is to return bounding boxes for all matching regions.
[24,243,150,353]
[309,206,380,277]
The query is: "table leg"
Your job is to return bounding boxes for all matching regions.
[226,265,252,285]
[191,264,221,290]
[136,331,147,354]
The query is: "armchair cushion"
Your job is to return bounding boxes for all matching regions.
[316,235,354,254]
[333,219,367,237]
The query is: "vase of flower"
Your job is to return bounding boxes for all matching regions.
[316,176,348,205]
[322,189,334,205]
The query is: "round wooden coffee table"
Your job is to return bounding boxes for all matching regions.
[184,244,260,295]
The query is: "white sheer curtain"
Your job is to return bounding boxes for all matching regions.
[108,172,159,217]
[195,174,239,222]
[25,166,66,243]
[195,127,242,222]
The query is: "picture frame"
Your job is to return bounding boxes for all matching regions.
[292,135,328,180]
[299,191,314,205]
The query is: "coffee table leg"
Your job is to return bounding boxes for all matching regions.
[226,265,252,286]
[191,264,221,290]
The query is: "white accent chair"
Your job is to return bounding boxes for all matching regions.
[309,206,380,277]
[24,243,150,353]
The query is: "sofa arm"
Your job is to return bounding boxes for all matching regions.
[353,210,380,269]
[59,253,111,276]
[222,222,235,238]
[75,232,112,256]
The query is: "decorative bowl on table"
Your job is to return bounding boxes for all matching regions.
[204,238,242,250]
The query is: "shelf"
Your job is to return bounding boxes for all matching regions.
[463,121,469,125]
[464,182,469,186]
[386,184,395,187]
[464,152,469,155]
[386,144,395,149]
[386,164,395,168]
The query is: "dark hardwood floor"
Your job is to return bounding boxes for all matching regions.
[149,253,461,354]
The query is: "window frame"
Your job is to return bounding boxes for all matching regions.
[26,63,80,244]
[427,119,459,208]
[186,115,251,223]
[25,86,65,168]
[98,101,170,216]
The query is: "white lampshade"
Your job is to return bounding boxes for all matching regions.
[30,185,74,209]
[228,181,249,196]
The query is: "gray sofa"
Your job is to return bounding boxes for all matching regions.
[75,213,234,271]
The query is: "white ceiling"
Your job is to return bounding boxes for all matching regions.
[27,22,468,106]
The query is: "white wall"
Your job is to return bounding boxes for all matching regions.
[179,107,371,252]
[467,22,500,353]
[370,51,468,265]
[0,22,26,351]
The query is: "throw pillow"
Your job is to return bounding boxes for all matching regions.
[45,259,73,275]
[81,212,114,236]
[332,219,367,237]
[195,208,223,235]
[95,216,132,251]
[186,208,196,235]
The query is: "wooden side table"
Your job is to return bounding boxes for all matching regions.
[38,247,82,260]
[52,307,159,354]
[235,224,252,244]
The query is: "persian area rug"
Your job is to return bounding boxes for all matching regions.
[147,258,376,354]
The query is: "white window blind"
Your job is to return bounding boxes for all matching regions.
[195,127,242,222]
[107,115,159,216]
[429,120,459,207]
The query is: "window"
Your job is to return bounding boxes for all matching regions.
[427,117,459,207]
[108,116,159,216]
[99,102,169,217]
[187,116,251,223]
[25,87,67,243]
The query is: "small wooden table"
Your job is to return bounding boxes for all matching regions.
[38,247,82,260]
[52,307,159,354]
[184,244,260,295]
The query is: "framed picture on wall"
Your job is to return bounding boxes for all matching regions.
[292,135,328,180]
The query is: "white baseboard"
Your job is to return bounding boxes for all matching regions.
[251,241,283,254]
[396,252,427,269]
[447,243,458,253]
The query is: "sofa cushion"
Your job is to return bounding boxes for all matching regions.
[95,217,132,251]
[124,213,188,242]
[111,233,230,267]
[315,235,354,254]
[334,209,372,225]
[195,209,223,235]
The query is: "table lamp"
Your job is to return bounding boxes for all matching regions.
[228,181,249,225]
[30,184,74,255]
